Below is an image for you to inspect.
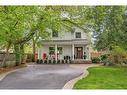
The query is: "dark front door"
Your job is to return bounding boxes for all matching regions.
[75,47,83,59]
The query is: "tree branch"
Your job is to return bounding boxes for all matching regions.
[15,28,38,45]
[62,19,88,32]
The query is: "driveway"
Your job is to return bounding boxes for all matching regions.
[0,64,85,89]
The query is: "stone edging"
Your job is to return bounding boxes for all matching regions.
[63,64,99,89]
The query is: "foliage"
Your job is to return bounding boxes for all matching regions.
[91,57,100,63]
[86,6,127,51]
[100,54,108,61]
[110,46,127,64]
[36,59,40,64]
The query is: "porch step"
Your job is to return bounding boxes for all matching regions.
[73,59,92,64]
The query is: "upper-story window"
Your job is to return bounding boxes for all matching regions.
[52,30,58,37]
[75,32,81,38]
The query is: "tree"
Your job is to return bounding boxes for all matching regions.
[0,6,45,66]
[86,6,127,51]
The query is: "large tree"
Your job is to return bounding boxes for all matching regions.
[86,6,127,51]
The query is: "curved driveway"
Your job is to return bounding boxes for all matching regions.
[0,64,83,89]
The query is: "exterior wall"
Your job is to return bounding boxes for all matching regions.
[52,31,73,40]
[51,27,88,41]
[62,45,72,59]
[74,28,87,39]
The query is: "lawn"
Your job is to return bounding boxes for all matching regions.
[73,65,127,89]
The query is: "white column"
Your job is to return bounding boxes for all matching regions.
[83,45,85,60]
[88,46,91,60]
[72,44,74,60]
[86,46,91,60]
[38,48,41,59]
[55,44,57,61]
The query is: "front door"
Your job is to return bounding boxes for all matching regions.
[75,47,83,59]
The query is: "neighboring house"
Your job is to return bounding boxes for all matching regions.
[37,27,91,62]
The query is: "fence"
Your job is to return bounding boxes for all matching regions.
[0,53,33,67]
[91,52,103,59]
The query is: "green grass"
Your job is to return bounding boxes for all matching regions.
[73,65,127,89]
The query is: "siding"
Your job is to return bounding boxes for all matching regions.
[51,27,88,40]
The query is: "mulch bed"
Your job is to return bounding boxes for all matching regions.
[0,64,27,75]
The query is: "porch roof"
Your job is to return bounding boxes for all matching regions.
[41,39,89,45]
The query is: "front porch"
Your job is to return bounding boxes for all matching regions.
[37,44,91,62]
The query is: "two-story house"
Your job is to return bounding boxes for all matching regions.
[37,26,91,63]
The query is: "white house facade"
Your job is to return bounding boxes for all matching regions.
[37,27,91,62]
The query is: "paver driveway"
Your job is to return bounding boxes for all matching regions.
[0,64,84,89]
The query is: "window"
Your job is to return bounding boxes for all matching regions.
[52,31,58,37]
[49,47,55,55]
[75,32,81,38]
[49,47,63,55]
[58,47,62,54]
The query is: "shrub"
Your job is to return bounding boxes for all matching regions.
[69,60,72,64]
[111,46,127,64]
[44,60,47,64]
[48,60,52,64]
[53,59,56,64]
[100,54,108,61]
[103,59,113,66]
[62,60,64,64]
[92,57,100,63]
[83,55,87,59]
[36,59,40,64]
[65,59,68,64]
[40,59,43,64]
[57,60,60,64]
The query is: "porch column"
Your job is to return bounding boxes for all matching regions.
[86,46,91,60]
[38,48,41,59]
[88,46,91,60]
[55,44,57,61]
[72,44,74,60]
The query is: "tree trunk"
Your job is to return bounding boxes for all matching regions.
[1,42,11,68]
[20,44,25,64]
[32,38,36,62]
[14,44,21,66]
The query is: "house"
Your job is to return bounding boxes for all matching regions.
[37,27,91,63]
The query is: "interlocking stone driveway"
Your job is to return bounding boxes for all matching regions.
[0,64,84,89]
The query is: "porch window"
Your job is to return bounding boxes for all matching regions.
[49,47,62,55]
[49,47,55,55]
[75,32,81,38]
[58,47,62,54]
